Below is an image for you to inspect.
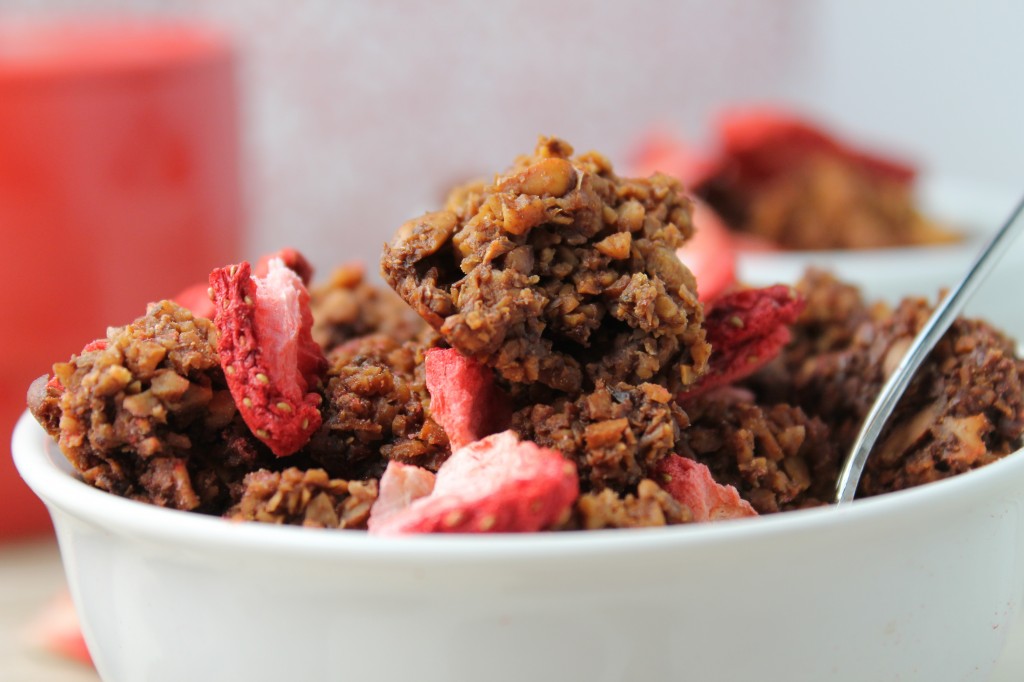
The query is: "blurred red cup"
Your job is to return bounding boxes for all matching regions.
[0,18,243,538]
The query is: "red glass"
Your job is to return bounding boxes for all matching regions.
[0,19,243,538]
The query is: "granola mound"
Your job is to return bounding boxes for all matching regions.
[26,301,274,512]
[381,136,709,395]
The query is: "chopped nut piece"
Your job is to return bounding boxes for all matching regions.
[594,232,632,260]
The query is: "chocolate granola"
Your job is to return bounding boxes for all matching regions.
[381,136,709,395]
[306,332,450,480]
[677,389,838,513]
[26,137,1024,533]
[700,153,954,250]
[569,480,691,530]
[309,263,425,355]
[27,301,276,512]
[226,467,377,529]
[758,271,1024,497]
[511,381,687,493]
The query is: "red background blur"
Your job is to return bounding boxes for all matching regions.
[0,20,242,538]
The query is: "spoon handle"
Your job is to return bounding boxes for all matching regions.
[834,193,1024,505]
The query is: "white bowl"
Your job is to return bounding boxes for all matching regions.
[13,410,1024,682]
[737,177,1023,304]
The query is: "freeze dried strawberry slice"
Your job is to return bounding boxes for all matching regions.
[210,258,328,456]
[654,455,756,522]
[424,348,512,450]
[369,431,578,536]
[27,590,93,667]
[682,285,805,398]
[173,248,314,320]
[717,108,917,186]
[706,285,804,347]
[367,460,437,532]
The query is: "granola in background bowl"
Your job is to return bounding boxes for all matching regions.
[630,107,1023,304]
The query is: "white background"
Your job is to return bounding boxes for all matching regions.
[2,0,1022,275]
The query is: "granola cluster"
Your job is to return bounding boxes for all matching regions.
[511,381,687,493]
[309,263,425,355]
[381,137,709,395]
[676,391,838,512]
[686,110,958,250]
[699,153,953,250]
[27,301,275,512]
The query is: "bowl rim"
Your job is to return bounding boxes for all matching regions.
[14,410,1024,563]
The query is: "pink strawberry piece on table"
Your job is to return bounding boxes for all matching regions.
[27,590,93,667]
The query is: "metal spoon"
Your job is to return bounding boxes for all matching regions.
[834,194,1024,505]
